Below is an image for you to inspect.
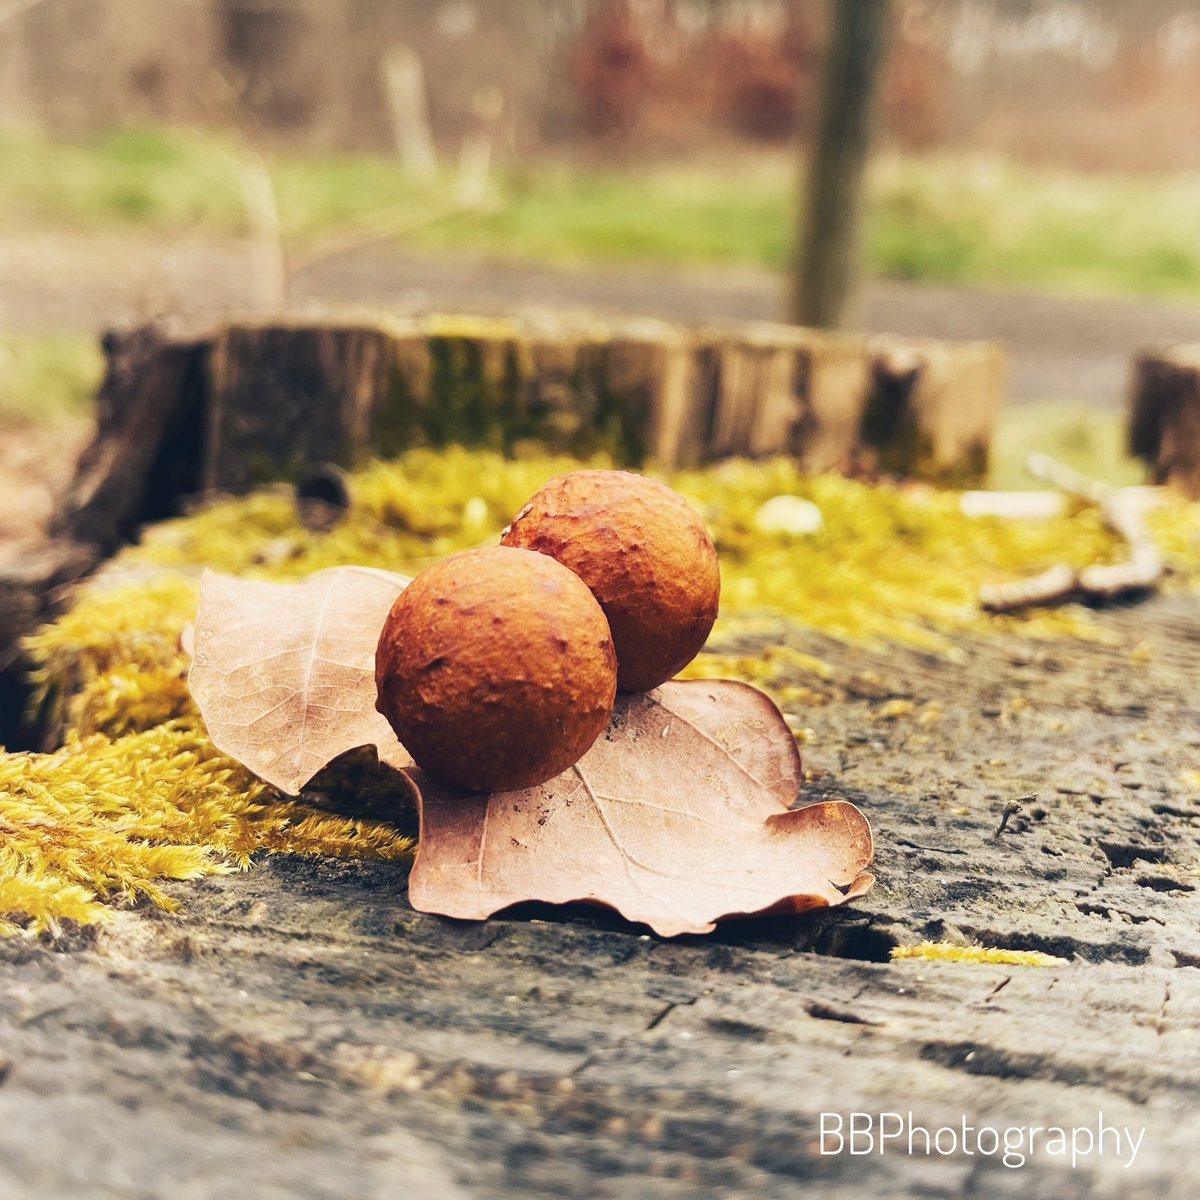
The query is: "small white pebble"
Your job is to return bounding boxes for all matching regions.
[960,490,1065,520]
[754,495,823,537]
[462,496,489,527]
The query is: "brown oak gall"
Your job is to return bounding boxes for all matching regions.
[375,546,617,791]
[501,470,720,692]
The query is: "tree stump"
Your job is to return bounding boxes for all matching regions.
[52,326,210,551]
[1129,346,1200,498]
[794,329,876,473]
[863,337,1006,483]
[0,539,97,748]
[49,315,1005,539]
[204,321,394,493]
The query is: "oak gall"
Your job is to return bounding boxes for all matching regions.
[502,470,720,692]
[375,546,617,792]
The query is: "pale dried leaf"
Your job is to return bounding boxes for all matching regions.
[410,680,874,937]
[189,567,414,794]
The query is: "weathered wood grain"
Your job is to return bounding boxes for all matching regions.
[2,596,1198,1197]
[53,327,211,549]
[0,539,98,749]
[42,316,1005,543]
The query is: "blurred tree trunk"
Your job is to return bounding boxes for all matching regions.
[789,0,891,330]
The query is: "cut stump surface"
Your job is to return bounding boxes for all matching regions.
[2,597,1199,1198]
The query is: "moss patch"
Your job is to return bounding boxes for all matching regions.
[5,447,1200,934]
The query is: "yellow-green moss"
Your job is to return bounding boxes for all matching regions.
[891,941,1066,967]
[24,574,198,739]
[5,447,1200,935]
[119,447,1200,652]
[0,721,413,935]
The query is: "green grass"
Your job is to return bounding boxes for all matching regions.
[867,157,1200,298]
[989,401,1143,490]
[0,334,104,424]
[411,160,792,269]
[1,128,244,231]
[5,128,1200,300]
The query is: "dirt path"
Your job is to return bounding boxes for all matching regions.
[5,231,1200,407]
[5,228,1195,565]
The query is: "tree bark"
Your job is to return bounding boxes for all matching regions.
[37,315,1005,568]
[0,538,97,749]
[51,327,210,551]
[789,0,892,329]
[1129,345,1200,499]
[861,336,1006,482]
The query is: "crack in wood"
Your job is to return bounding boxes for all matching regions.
[802,999,881,1027]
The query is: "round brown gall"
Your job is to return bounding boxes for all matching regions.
[375,545,617,791]
[502,470,720,692]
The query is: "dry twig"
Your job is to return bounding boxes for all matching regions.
[979,454,1165,612]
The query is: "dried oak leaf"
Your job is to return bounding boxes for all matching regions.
[409,680,874,937]
[189,567,414,794]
